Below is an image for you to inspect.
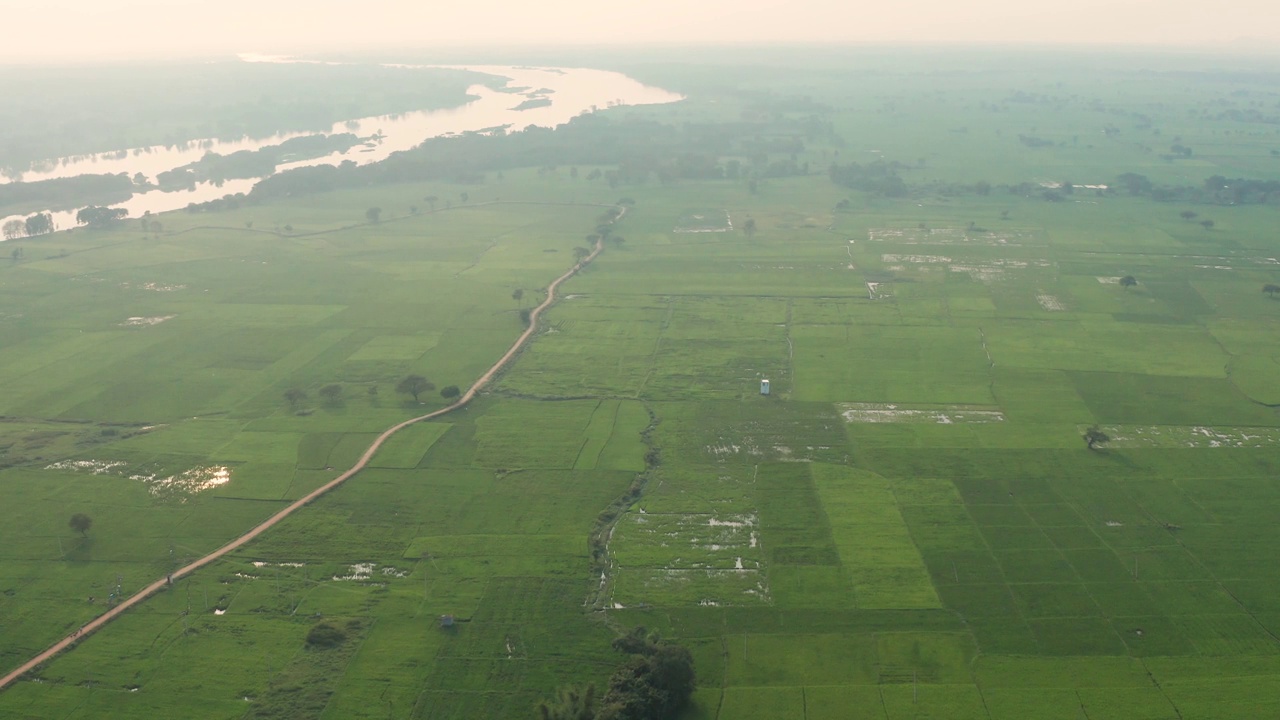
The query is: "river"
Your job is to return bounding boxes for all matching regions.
[0,59,682,237]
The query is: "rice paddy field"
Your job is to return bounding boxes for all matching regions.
[3,50,1280,718]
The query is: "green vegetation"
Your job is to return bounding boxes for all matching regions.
[3,47,1280,720]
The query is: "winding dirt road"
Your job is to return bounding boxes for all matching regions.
[0,219,612,692]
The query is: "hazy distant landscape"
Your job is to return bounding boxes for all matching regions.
[2,24,1280,720]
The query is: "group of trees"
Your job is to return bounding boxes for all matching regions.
[0,173,135,217]
[538,628,695,720]
[1118,172,1280,206]
[155,133,363,192]
[75,206,128,228]
[3,212,53,239]
[284,376,463,411]
[828,160,909,197]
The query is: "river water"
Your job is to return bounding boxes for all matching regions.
[1,59,682,237]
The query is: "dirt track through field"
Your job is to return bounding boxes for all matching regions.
[0,213,614,692]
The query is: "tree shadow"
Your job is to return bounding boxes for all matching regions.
[64,536,94,564]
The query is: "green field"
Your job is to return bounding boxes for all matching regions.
[3,48,1280,719]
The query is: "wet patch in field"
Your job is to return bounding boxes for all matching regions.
[120,315,176,327]
[45,458,232,497]
[839,403,1005,424]
[1087,424,1280,449]
[868,227,1039,246]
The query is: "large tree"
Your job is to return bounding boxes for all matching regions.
[396,374,434,403]
[69,513,92,537]
[284,388,307,409]
[24,212,53,237]
[365,207,382,223]
[1265,283,1280,298]
[2,219,24,240]
[1084,426,1111,450]
[743,217,757,238]
[319,384,343,405]
[1120,275,1138,290]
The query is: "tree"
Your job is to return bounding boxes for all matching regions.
[365,207,382,223]
[319,384,343,405]
[1084,426,1111,450]
[396,374,433,403]
[512,288,524,305]
[69,513,92,537]
[1120,275,1138,290]
[459,192,469,204]
[2,219,24,240]
[424,195,438,211]
[440,385,461,401]
[1180,210,1198,221]
[573,246,592,262]
[24,213,53,237]
[1264,283,1280,298]
[743,218,757,238]
[519,308,532,326]
[75,206,128,228]
[1200,219,1215,230]
[284,388,307,409]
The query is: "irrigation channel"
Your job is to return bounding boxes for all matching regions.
[0,206,619,692]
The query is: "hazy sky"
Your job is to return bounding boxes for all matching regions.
[1,0,1276,62]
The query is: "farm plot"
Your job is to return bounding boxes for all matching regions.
[792,324,994,404]
[674,209,733,233]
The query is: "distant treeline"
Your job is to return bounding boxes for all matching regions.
[1116,172,1280,205]
[828,161,1280,206]
[0,173,137,216]
[156,133,367,191]
[182,112,835,211]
